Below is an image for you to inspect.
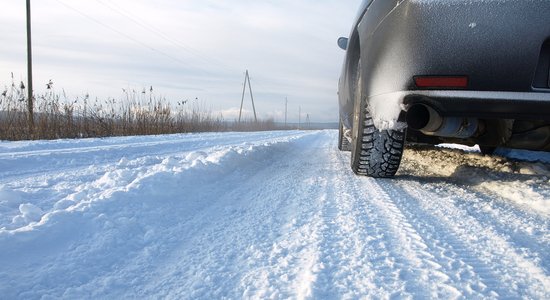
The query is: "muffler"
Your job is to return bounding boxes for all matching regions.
[407,104,478,138]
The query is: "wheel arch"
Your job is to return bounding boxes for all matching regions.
[341,28,362,130]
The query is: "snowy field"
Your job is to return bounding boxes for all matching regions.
[0,130,549,299]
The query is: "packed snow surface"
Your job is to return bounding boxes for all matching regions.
[0,130,549,299]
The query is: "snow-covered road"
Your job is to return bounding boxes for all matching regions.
[0,130,549,299]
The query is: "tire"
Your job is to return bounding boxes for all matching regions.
[350,60,406,178]
[338,117,351,151]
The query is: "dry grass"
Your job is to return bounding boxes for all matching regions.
[1,77,281,141]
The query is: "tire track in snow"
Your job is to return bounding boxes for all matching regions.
[318,133,549,298]
[401,175,550,276]
[400,147,550,273]
[394,146,550,298]
[374,179,509,298]
[392,180,550,298]
[356,178,464,298]
[132,132,328,299]
[312,146,387,298]
[316,141,461,298]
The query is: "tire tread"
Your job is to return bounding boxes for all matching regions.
[352,105,405,178]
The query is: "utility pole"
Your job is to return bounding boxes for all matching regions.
[238,71,246,123]
[306,114,310,130]
[247,71,257,123]
[26,0,34,134]
[298,106,301,130]
[238,70,257,123]
[284,97,287,128]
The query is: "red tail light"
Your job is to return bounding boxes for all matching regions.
[414,76,468,89]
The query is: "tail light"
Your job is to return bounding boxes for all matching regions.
[414,76,468,89]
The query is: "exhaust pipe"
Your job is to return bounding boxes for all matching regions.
[407,104,478,138]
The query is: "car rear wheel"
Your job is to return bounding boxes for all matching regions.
[338,117,351,151]
[350,60,406,178]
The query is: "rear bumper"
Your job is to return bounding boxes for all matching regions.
[403,90,550,121]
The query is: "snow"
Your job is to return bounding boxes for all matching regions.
[0,130,549,299]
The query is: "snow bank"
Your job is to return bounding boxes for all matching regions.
[0,130,316,299]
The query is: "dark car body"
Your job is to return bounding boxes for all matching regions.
[338,0,550,177]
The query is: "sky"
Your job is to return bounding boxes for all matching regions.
[0,0,362,123]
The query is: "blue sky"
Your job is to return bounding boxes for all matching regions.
[0,0,361,123]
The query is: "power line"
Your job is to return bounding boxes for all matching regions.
[54,0,278,100]
[94,0,239,75]
[54,0,208,73]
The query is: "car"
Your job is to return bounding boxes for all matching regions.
[337,0,550,178]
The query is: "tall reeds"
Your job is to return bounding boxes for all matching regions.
[0,77,280,141]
